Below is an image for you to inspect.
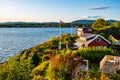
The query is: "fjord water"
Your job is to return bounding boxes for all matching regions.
[0,28,76,62]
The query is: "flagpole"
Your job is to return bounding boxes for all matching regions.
[71,22,72,36]
[59,20,62,50]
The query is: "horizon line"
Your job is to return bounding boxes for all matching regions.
[0,19,119,23]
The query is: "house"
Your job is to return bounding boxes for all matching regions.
[100,55,120,74]
[75,33,111,47]
[108,34,120,45]
[112,34,120,41]
[75,26,111,47]
[76,26,94,36]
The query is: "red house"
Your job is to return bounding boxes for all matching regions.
[77,26,94,36]
[75,33,111,47]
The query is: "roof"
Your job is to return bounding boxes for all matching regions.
[74,42,82,47]
[75,34,111,46]
[80,33,96,39]
[112,34,120,40]
[87,35,111,44]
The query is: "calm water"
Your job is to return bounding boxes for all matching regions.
[0,28,76,62]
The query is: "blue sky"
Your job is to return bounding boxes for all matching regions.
[0,0,120,22]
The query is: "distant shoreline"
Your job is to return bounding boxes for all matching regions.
[0,26,78,28]
[0,19,118,28]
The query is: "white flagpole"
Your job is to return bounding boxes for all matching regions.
[59,21,62,50]
[71,22,72,36]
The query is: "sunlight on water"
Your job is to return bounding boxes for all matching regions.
[0,28,76,62]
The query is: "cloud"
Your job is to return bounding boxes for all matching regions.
[82,16,103,19]
[88,6,109,10]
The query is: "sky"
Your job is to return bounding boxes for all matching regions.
[0,0,120,22]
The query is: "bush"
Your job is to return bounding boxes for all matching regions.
[77,47,113,63]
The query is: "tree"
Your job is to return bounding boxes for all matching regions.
[0,54,34,80]
[113,22,120,28]
[92,18,110,30]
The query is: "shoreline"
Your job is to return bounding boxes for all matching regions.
[0,33,76,63]
[0,28,76,63]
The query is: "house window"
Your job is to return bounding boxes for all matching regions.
[96,38,101,42]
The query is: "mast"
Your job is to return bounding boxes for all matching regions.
[59,20,62,50]
[71,22,72,36]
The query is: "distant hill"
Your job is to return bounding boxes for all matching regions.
[0,20,119,25]
[42,22,59,24]
[71,20,95,24]
[71,19,119,24]
[0,21,63,24]
[4,22,39,24]
[0,19,119,28]
[108,20,119,23]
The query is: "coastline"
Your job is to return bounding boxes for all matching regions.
[0,33,119,79]
[0,28,76,63]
